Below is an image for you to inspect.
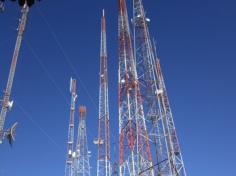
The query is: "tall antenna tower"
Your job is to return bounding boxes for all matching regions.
[74,106,91,176]
[94,9,111,176]
[133,0,187,175]
[118,0,154,175]
[0,3,29,144]
[65,78,77,176]
[155,58,187,176]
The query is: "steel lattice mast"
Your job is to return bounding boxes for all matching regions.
[95,9,111,176]
[0,4,29,144]
[118,0,154,175]
[74,106,91,176]
[65,78,77,176]
[155,59,187,176]
[133,0,187,175]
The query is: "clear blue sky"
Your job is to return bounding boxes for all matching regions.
[0,0,236,175]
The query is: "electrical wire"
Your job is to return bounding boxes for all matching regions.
[15,101,65,153]
[24,38,70,106]
[24,38,99,154]
[24,38,99,153]
[36,6,98,111]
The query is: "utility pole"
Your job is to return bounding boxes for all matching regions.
[65,78,77,176]
[133,0,187,175]
[0,3,29,144]
[118,0,154,175]
[74,106,91,176]
[94,9,111,176]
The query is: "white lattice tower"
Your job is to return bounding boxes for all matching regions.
[74,106,91,176]
[133,0,187,175]
[65,78,77,176]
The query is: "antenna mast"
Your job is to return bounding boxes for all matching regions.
[118,0,154,175]
[0,3,29,144]
[95,9,111,176]
[65,78,77,176]
[133,0,187,175]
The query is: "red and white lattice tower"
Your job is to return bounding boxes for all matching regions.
[95,10,111,176]
[133,0,187,175]
[118,0,154,175]
[0,3,29,144]
[0,0,41,145]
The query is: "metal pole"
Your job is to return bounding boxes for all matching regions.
[0,4,29,144]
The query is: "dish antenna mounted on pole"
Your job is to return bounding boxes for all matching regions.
[0,0,40,145]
